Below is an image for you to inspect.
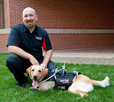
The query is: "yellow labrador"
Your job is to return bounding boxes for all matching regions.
[26,65,110,98]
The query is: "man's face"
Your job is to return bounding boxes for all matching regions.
[22,8,38,29]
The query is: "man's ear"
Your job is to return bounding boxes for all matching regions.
[26,66,32,77]
[35,15,38,20]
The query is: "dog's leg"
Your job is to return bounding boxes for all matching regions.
[90,76,110,87]
[68,88,88,98]
[76,89,88,98]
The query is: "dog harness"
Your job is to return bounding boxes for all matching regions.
[39,68,81,89]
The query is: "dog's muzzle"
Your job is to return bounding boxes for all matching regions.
[33,75,38,80]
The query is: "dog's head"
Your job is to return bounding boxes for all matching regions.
[26,65,48,82]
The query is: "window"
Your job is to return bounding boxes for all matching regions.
[1,0,5,29]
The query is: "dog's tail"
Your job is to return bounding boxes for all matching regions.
[90,76,110,87]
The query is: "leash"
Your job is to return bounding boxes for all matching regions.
[39,69,60,84]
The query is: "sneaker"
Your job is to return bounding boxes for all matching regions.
[16,81,26,88]
[16,81,19,85]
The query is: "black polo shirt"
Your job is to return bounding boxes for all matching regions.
[6,23,52,59]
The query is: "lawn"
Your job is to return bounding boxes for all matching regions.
[0,53,114,102]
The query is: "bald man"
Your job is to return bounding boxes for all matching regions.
[6,7,57,87]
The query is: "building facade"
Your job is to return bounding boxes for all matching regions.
[0,0,114,52]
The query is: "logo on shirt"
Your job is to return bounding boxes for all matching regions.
[35,37,42,40]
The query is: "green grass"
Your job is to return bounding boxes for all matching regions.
[0,53,114,102]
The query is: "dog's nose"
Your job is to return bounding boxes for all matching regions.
[33,75,37,80]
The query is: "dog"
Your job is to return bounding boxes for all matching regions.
[26,65,110,98]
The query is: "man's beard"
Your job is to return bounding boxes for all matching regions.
[25,22,35,29]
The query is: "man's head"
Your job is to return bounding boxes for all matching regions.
[22,7,38,31]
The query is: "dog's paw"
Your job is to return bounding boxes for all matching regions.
[38,88,41,90]
[29,87,38,90]
[105,77,110,86]
[101,76,110,87]
[29,87,34,89]
[81,93,88,98]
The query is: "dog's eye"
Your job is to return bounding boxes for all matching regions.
[32,69,34,71]
[38,70,41,72]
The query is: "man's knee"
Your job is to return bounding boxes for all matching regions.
[6,54,22,66]
[47,61,57,69]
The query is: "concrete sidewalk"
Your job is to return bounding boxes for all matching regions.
[50,48,114,65]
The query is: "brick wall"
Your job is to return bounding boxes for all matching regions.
[7,0,114,29]
[49,33,114,50]
[0,34,9,52]
[0,0,114,52]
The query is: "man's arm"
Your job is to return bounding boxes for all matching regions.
[41,49,53,67]
[8,46,39,65]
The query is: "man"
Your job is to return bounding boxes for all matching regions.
[6,7,57,87]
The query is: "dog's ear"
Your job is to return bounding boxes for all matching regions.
[42,67,48,79]
[26,66,32,77]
